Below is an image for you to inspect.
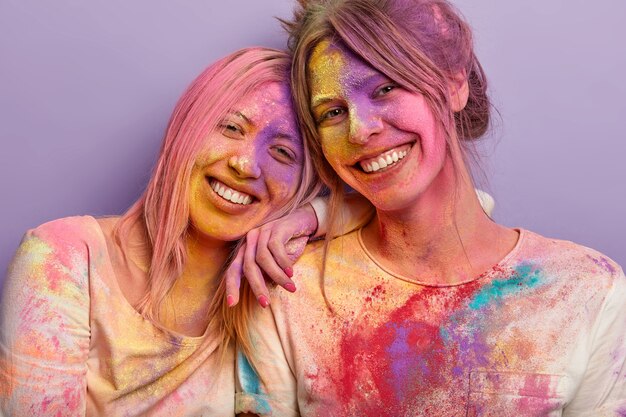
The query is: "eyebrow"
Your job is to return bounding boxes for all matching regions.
[310,72,390,109]
[273,132,301,146]
[227,111,300,146]
[311,95,335,109]
[232,111,251,125]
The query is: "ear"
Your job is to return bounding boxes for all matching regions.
[449,70,469,112]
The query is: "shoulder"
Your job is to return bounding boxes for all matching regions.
[515,229,624,305]
[8,216,108,293]
[520,229,622,278]
[293,231,362,275]
[25,215,104,244]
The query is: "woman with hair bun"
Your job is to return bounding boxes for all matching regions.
[235,1,626,415]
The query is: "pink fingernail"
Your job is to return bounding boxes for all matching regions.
[284,267,294,278]
[284,282,297,293]
[258,295,270,308]
[227,294,235,307]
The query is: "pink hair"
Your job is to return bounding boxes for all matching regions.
[115,47,321,334]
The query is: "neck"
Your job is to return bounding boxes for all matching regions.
[362,157,516,285]
[179,228,233,293]
[157,229,233,336]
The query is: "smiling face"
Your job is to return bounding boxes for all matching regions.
[309,40,449,212]
[188,81,303,242]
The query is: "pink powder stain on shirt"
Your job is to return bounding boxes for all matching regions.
[63,386,81,410]
[508,373,563,414]
[334,284,484,414]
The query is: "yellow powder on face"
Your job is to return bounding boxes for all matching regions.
[308,40,346,113]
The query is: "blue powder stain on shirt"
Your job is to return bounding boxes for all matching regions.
[469,263,543,310]
[237,350,272,414]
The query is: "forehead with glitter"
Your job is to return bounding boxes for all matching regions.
[308,40,348,108]
[308,39,389,111]
[236,83,297,135]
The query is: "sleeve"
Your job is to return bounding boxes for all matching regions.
[0,225,91,416]
[564,267,626,416]
[311,188,494,239]
[235,302,299,417]
[310,192,375,239]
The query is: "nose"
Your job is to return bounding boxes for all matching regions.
[348,104,383,145]
[228,151,261,179]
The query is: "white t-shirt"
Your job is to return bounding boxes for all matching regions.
[236,229,626,416]
[0,216,234,416]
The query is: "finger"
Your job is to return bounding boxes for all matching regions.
[266,226,300,274]
[243,229,271,308]
[224,243,245,307]
[256,227,297,292]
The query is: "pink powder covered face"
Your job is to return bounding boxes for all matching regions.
[188,81,303,242]
[308,40,448,213]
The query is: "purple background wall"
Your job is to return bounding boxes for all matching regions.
[1,0,625,287]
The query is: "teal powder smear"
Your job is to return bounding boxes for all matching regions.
[469,263,542,310]
[237,350,272,414]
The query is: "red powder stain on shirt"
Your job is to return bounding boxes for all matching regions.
[364,284,386,304]
[335,284,483,415]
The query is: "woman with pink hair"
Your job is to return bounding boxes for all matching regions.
[0,47,324,416]
[235,1,626,415]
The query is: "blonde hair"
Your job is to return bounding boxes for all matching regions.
[282,0,492,304]
[115,48,321,351]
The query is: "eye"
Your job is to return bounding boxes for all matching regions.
[375,83,397,97]
[220,121,244,138]
[270,145,297,163]
[317,107,346,124]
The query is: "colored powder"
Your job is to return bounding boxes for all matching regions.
[589,255,617,275]
[237,351,271,414]
[469,263,542,310]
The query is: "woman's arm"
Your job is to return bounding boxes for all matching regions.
[225,192,373,307]
[226,189,495,307]
[0,221,91,416]
[563,268,626,415]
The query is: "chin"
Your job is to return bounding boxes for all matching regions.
[189,217,254,243]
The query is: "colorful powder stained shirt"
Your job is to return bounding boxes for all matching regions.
[236,229,626,416]
[0,216,234,416]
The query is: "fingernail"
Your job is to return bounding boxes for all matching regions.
[284,267,294,278]
[258,295,270,308]
[227,294,235,307]
[284,282,297,293]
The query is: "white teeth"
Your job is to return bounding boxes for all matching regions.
[359,146,411,173]
[209,179,253,205]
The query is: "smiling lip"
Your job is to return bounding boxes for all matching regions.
[356,143,414,173]
[207,177,255,205]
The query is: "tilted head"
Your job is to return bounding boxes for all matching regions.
[284,0,490,193]
[148,47,319,244]
[119,47,321,323]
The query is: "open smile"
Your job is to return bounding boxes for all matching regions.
[207,177,255,205]
[356,143,414,173]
